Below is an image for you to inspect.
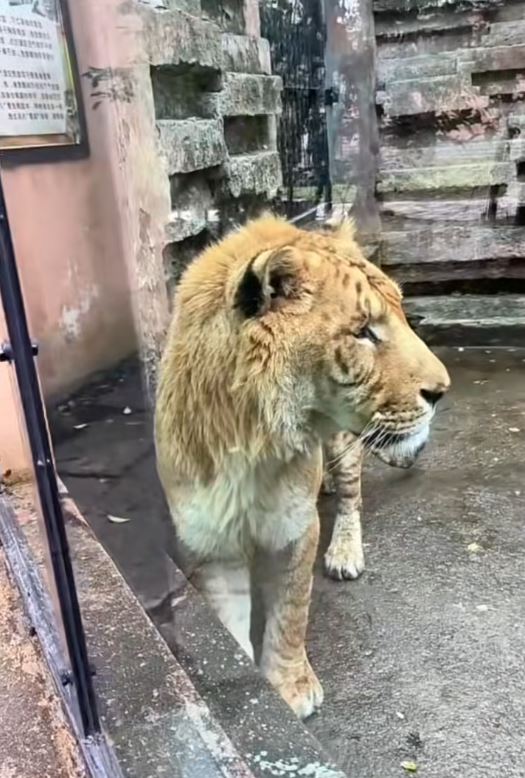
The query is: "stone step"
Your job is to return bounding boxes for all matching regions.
[377,73,479,118]
[458,44,525,73]
[145,9,222,71]
[378,160,516,194]
[377,53,458,84]
[381,198,496,224]
[475,73,525,98]
[378,161,514,194]
[381,224,525,285]
[166,207,209,243]
[221,33,271,75]
[227,150,281,197]
[373,0,498,11]
[375,9,478,41]
[383,195,525,227]
[157,118,226,175]
[482,20,525,48]
[218,72,282,117]
[404,294,525,346]
[165,171,216,242]
[379,138,511,173]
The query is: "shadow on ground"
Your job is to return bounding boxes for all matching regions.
[49,347,525,778]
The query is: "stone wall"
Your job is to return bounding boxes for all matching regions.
[146,0,283,296]
[373,0,525,292]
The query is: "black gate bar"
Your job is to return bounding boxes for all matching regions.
[0,167,100,737]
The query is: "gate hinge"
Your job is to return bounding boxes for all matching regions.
[0,341,39,363]
[324,87,339,106]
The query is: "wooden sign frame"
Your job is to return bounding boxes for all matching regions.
[0,0,87,160]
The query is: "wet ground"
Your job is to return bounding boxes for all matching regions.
[49,347,525,778]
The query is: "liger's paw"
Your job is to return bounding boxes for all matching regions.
[265,656,324,720]
[324,538,365,581]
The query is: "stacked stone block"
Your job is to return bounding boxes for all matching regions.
[373,0,525,292]
[144,2,282,294]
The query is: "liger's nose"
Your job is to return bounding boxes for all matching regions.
[420,387,445,406]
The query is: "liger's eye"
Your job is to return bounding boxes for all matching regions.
[355,324,381,344]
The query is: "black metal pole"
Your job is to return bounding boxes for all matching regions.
[0,168,100,737]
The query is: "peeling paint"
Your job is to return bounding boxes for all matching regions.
[59,285,99,342]
[82,67,135,110]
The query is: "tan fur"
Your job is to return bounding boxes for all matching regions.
[323,433,366,580]
[155,215,449,718]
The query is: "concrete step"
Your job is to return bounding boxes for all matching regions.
[219,72,282,117]
[157,118,226,175]
[404,294,525,346]
[221,34,271,75]
[145,8,222,71]
[379,138,511,174]
[380,224,525,286]
[378,161,514,194]
[227,150,282,197]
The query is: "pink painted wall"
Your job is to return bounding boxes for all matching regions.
[1,4,138,400]
[0,309,31,478]
[0,0,172,473]
[2,158,136,398]
[1,0,171,404]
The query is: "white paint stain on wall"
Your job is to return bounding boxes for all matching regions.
[59,284,99,341]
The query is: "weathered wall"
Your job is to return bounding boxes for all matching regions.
[0,0,282,413]
[1,0,282,469]
[1,0,156,403]
[157,0,283,298]
[374,0,525,289]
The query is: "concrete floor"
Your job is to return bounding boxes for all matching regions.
[310,347,525,777]
[50,347,525,778]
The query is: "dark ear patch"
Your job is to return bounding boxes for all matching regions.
[234,260,265,317]
[234,247,303,318]
[268,268,298,302]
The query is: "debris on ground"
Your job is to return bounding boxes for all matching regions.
[107,514,131,524]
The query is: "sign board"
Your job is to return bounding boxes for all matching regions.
[0,0,82,150]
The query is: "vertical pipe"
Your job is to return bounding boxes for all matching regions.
[323,0,381,238]
[0,169,100,737]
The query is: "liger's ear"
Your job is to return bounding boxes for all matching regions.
[234,247,303,318]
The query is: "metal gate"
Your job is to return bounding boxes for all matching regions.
[260,0,332,219]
